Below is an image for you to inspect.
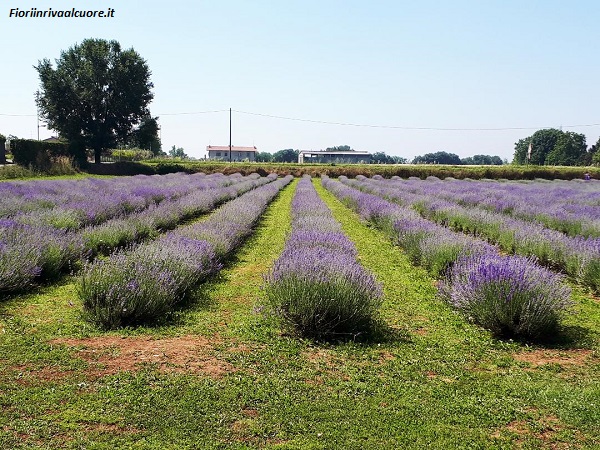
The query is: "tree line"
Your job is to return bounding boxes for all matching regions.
[255,147,408,164]
[412,152,504,165]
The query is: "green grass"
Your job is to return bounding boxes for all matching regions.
[1,177,599,448]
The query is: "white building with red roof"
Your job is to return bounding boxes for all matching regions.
[206,145,257,162]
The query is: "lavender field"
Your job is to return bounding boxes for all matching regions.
[1,173,599,448]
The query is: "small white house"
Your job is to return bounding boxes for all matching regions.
[206,145,257,162]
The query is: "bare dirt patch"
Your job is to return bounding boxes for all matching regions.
[302,348,351,381]
[413,327,428,336]
[491,415,575,448]
[39,335,234,380]
[377,350,396,363]
[513,349,594,368]
[80,422,141,435]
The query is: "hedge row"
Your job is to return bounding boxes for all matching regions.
[138,161,600,180]
[10,139,86,168]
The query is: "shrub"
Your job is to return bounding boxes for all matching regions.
[79,238,218,329]
[10,139,85,168]
[0,220,42,294]
[265,177,383,339]
[442,254,573,341]
[266,250,383,338]
[111,148,154,161]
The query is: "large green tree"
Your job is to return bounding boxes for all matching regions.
[35,38,154,164]
[545,131,587,166]
[511,128,587,166]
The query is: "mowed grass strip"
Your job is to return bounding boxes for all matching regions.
[1,177,599,449]
[0,179,298,449]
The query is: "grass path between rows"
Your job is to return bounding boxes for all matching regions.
[0,177,599,449]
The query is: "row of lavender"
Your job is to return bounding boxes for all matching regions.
[264,177,382,338]
[322,176,572,340]
[0,172,234,230]
[0,173,270,296]
[378,176,600,238]
[342,176,600,294]
[80,175,293,329]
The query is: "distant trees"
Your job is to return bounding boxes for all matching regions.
[413,151,462,165]
[512,129,589,166]
[412,151,504,165]
[169,145,187,159]
[325,145,353,152]
[253,147,408,164]
[35,38,154,164]
[272,149,299,163]
[461,155,503,165]
[256,151,273,162]
[371,152,407,164]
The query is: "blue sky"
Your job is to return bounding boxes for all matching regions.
[2,0,599,160]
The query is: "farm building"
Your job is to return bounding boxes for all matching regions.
[206,145,257,162]
[298,150,371,164]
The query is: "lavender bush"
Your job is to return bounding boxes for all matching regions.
[80,174,291,329]
[442,254,573,340]
[79,238,219,329]
[265,177,383,338]
[0,221,42,294]
[0,219,85,292]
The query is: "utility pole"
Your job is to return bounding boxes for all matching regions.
[36,91,40,141]
[229,108,232,163]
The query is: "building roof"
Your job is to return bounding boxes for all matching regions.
[207,145,257,152]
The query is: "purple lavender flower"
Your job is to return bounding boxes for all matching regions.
[442,254,573,340]
[265,177,383,338]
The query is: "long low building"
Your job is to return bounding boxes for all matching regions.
[207,145,257,162]
[298,150,371,164]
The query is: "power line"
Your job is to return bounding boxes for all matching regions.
[232,109,600,131]
[0,109,229,118]
[3,107,600,131]
[158,109,229,116]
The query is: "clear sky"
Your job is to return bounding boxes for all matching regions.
[2,0,599,161]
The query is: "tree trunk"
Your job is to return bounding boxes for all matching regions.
[94,148,102,164]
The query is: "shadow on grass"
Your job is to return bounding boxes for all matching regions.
[0,269,79,306]
[278,318,414,347]
[531,324,598,350]
[490,324,598,351]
